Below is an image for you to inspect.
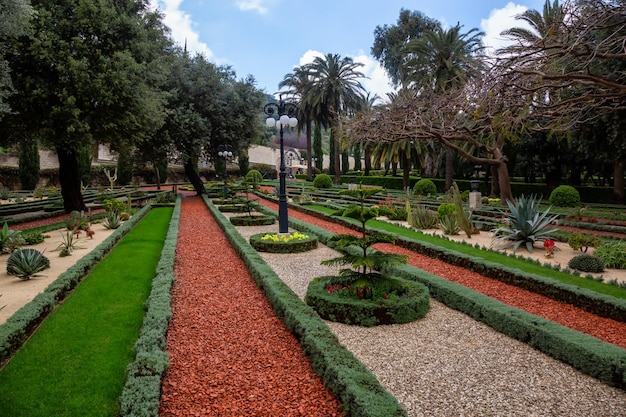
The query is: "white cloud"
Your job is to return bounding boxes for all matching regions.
[481,2,531,55]
[236,0,269,14]
[150,0,213,58]
[297,50,395,102]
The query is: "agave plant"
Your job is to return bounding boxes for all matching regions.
[7,248,50,280]
[103,211,122,229]
[491,194,559,252]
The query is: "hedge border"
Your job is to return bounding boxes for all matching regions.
[202,195,408,417]
[253,202,626,389]
[118,195,181,417]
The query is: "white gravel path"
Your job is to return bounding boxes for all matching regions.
[226,215,626,417]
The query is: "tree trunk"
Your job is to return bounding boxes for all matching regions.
[58,148,87,213]
[403,151,411,191]
[154,161,161,190]
[364,144,372,176]
[306,120,313,182]
[184,158,205,195]
[391,161,398,176]
[445,146,454,191]
[333,129,341,184]
[613,158,625,203]
[490,164,499,198]
[496,160,513,204]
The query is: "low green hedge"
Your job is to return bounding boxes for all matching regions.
[203,196,407,417]
[119,195,181,417]
[254,200,626,389]
[0,204,152,367]
[229,214,275,226]
[306,275,429,326]
[249,232,318,253]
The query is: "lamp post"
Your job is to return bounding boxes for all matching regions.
[264,95,298,235]
[217,144,233,199]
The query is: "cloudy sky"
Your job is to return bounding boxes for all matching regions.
[149,0,545,98]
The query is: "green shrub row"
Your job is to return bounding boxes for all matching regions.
[119,195,181,417]
[388,262,626,389]
[283,202,626,323]
[229,214,275,226]
[254,203,626,390]
[0,204,152,367]
[204,196,408,417]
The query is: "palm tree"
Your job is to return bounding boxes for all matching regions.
[500,0,566,49]
[304,53,367,183]
[403,24,486,190]
[279,66,316,180]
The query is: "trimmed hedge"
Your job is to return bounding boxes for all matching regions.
[254,200,626,389]
[229,214,275,226]
[306,275,430,326]
[119,195,181,417]
[203,196,408,417]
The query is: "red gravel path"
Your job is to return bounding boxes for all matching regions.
[258,199,626,350]
[159,196,343,416]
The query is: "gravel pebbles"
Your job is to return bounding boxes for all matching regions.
[228,216,626,417]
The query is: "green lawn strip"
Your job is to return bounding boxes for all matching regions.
[0,208,173,417]
[304,203,626,300]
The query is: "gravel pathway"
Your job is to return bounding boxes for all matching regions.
[226,212,626,417]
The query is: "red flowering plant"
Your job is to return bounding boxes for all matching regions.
[543,239,556,258]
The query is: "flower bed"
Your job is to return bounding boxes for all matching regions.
[249,232,318,253]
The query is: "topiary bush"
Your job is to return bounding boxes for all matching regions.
[413,179,437,196]
[549,185,581,207]
[313,173,333,189]
[568,254,605,273]
[245,169,263,189]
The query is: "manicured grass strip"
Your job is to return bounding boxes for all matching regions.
[0,208,173,417]
[304,204,626,300]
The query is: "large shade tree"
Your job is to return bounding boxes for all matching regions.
[496,0,626,201]
[1,0,171,211]
[402,24,486,190]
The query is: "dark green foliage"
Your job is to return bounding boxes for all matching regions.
[567,233,603,252]
[6,248,50,280]
[18,138,40,190]
[306,275,430,326]
[77,145,92,186]
[413,178,437,196]
[229,215,275,226]
[593,241,626,269]
[492,194,559,252]
[568,254,605,273]
[117,145,134,185]
[549,185,581,207]
[313,173,333,189]
[22,231,45,245]
[238,151,249,175]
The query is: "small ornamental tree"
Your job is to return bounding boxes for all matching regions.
[322,186,407,288]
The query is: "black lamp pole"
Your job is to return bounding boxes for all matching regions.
[264,94,298,235]
[217,144,233,199]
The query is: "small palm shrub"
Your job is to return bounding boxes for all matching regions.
[593,241,626,269]
[413,179,437,196]
[492,194,559,252]
[567,233,603,253]
[7,248,50,280]
[313,173,333,189]
[568,254,605,273]
[549,185,580,207]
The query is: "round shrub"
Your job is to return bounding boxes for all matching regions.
[549,185,580,207]
[245,169,263,188]
[413,179,437,196]
[568,254,605,273]
[436,202,456,219]
[313,173,333,189]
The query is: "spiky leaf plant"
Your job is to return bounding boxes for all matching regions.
[7,248,50,280]
[491,194,559,252]
[103,211,122,229]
